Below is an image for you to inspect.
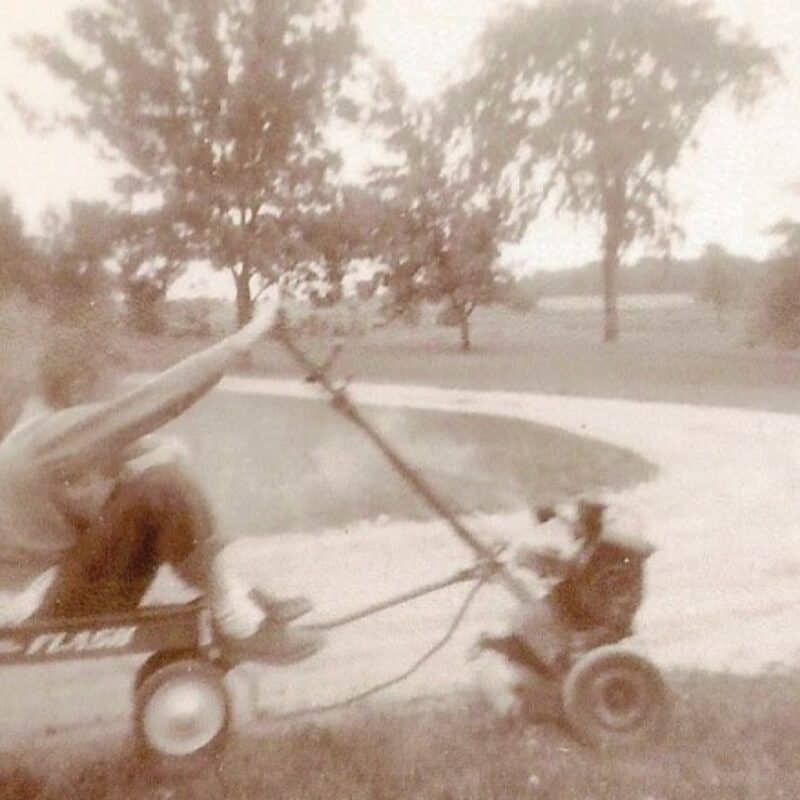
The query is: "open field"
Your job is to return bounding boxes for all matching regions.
[538,293,696,310]
[125,303,800,413]
[3,302,800,798]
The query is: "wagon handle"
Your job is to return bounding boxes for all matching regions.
[274,323,535,605]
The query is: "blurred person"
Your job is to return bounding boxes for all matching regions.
[0,292,322,664]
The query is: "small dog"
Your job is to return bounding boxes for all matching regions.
[472,498,653,723]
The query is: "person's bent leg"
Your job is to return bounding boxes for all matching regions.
[38,462,322,660]
[36,477,165,618]
[154,465,323,663]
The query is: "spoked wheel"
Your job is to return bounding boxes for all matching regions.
[561,646,669,749]
[134,658,231,776]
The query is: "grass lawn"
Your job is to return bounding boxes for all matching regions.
[126,303,800,414]
[7,671,800,800]
[3,303,796,798]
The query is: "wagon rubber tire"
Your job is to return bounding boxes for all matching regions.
[134,649,197,693]
[560,646,669,749]
[133,658,231,777]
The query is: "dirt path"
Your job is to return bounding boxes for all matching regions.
[2,378,799,747]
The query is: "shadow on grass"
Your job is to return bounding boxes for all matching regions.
[167,394,657,536]
[11,670,800,800]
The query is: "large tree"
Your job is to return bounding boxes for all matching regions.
[21,0,364,326]
[282,185,380,306]
[368,75,508,352]
[458,0,777,341]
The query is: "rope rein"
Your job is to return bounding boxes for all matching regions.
[262,329,519,719]
[269,572,491,721]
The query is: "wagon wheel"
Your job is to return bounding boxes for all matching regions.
[134,649,198,692]
[134,658,231,777]
[560,646,670,749]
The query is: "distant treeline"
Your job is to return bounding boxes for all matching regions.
[521,253,767,297]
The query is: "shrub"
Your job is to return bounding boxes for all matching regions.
[755,256,800,347]
[125,278,166,335]
[161,298,235,338]
[498,275,540,313]
[436,304,462,327]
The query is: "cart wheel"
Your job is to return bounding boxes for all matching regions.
[134,658,230,776]
[135,649,195,693]
[561,646,669,749]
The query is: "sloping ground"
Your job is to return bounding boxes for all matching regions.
[160,389,653,534]
[215,378,800,718]
[1,378,799,749]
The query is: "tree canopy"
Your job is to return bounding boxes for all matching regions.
[21,0,365,326]
[366,72,508,351]
[457,0,778,340]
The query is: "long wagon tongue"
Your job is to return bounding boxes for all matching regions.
[276,326,535,605]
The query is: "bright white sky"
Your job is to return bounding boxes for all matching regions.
[1,0,800,281]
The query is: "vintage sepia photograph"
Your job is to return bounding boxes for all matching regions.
[0,0,798,797]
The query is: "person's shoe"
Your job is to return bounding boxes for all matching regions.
[220,620,324,665]
[251,591,313,624]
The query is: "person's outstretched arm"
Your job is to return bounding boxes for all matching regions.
[18,294,281,478]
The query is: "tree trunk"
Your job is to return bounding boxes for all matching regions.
[458,307,472,352]
[233,264,253,329]
[601,242,619,343]
[231,263,254,369]
[601,188,625,344]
